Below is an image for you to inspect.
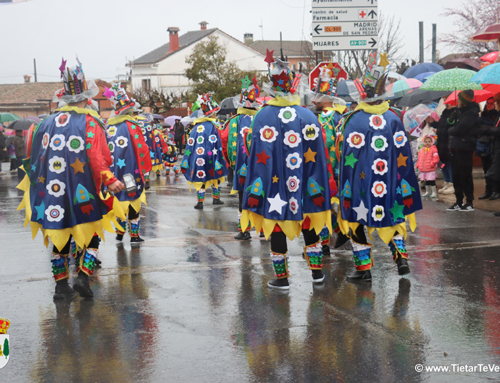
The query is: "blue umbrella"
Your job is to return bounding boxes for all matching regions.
[414,72,436,83]
[469,63,500,85]
[403,63,444,79]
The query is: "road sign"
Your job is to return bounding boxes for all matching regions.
[308,62,348,91]
[311,0,378,51]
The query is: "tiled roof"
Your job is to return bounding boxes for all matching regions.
[249,40,312,58]
[130,28,218,65]
[0,82,62,104]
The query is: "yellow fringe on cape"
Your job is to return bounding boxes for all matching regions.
[337,212,417,245]
[266,95,300,107]
[355,101,390,115]
[108,115,135,125]
[57,105,100,118]
[240,210,332,241]
[187,177,226,192]
[152,164,163,172]
[193,117,217,124]
[115,191,146,232]
[16,173,126,250]
[236,108,259,116]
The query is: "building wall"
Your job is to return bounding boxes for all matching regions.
[131,30,266,95]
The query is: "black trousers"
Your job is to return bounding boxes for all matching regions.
[451,150,474,204]
[481,155,492,193]
[175,139,183,154]
[270,229,319,254]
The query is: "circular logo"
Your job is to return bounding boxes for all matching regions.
[283,131,301,148]
[347,132,365,149]
[393,131,407,148]
[286,176,300,193]
[108,142,115,153]
[260,126,278,143]
[369,115,386,130]
[371,181,388,198]
[196,147,205,156]
[371,135,388,152]
[188,137,195,146]
[197,136,204,145]
[372,205,385,221]
[55,113,71,127]
[108,126,117,137]
[208,135,217,143]
[42,133,50,148]
[50,134,66,151]
[289,197,299,214]
[302,124,319,141]
[116,136,128,148]
[372,158,388,176]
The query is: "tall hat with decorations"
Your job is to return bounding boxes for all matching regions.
[263,48,305,99]
[193,93,220,116]
[239,74,261,108]
[347,52,393,103]
[311,62,346,104]
[53,57,99,103]
[103,82,138,116]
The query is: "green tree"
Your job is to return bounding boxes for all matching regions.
[185,35,264,103]
[3,338,8,359]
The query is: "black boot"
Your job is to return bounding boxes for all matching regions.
[490,192,500,200]
[259,231,265,240]
[396,257,410,275]
[322,244,330,257]
[53,279,77,300]
[116,234,123,241]
[194,202,203,209]
[347,269,372,282]
[145,180,150,190]
[73,272,94,298]
[267,278,290,290]
[131,236,145,245]
[334,232,350,249]
[479,191,492,199]
[234,231,251,240]
[312,270,325,283]
[95,258,102,268]
[213,199,224,205]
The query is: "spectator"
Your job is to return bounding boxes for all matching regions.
[0,127,6,175]
[174,119,184,155]
[12,130,26,178]
[478,97,499,200]
[446,90,480,212]
[416,135,440,198]
[435,102,456,195]
[484,94,500,216]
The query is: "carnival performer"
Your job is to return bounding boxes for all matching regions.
[241,50,333,290]
[17,58,125,299]
[181,94,228,209]
[222,75,260,240]
[137,114,161,189]
[104,83,152,245]
[310,63,349,255]
[337,53,422,281]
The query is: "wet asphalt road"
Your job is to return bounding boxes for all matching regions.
[1,171,500,383]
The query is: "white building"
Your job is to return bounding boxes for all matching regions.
[127,22,266,95]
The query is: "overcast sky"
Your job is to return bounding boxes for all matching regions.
[0,0,461,85]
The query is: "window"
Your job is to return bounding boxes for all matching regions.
[142,79,151,92]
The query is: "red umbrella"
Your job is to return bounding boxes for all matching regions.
[480,52,499,63]
[444,89,494,106]
[471,23,500,42]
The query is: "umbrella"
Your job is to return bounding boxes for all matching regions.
[480,52,499,63]
[443,58,482,71]
[397,89,451,108]
[414,72,436,83]
[403,63,444,79]
[8,118,37,131]
[387,72,406,81]
[403,103,438,137]
[420,68,483,91]
[164,115,182,126]
[469,63,500,85]
[386,79,423,98]
[0,112,20,123]
[220,97,238,109]
[336,80,355,102]
[471,23,500,42]
[444,89,494,106]
[180,116,193,126]
[25,116,41,123]
[38,114,48,119]
[152,114,164,120]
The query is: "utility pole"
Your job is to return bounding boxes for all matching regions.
[419,21,424,64]
[432,24,437,63]
[33,58,38,82]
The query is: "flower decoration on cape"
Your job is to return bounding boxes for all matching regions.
[260,126,278,143]
[116,136,128,148]
[289,197,299,214]
[45,205,65,222]
[46,179,66,197]
[50,134,66,151]
[49,156,66,174]
[286,152,302,170]
[347,132,365,149]
[371,135,388,152]
[286,176,300,193]
[393,131,407,148]
[67,135,84,153]
[302,124,320,141]
[369,115,386,130]
[283,131,301,148]
[278,107,297,124]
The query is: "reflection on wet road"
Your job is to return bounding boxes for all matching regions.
[1,173,500,382]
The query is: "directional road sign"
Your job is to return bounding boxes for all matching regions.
[312,0,379,51]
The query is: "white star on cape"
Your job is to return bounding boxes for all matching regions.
[267,193,288,214]
[212,148,218,155]
[353,201,369,222]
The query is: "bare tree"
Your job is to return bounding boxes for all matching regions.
[438,0,500,54]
